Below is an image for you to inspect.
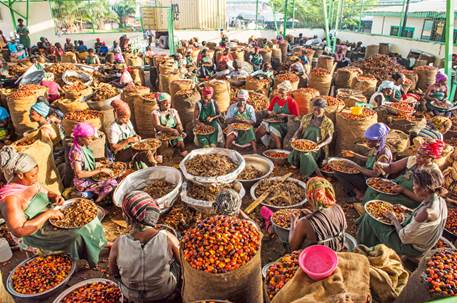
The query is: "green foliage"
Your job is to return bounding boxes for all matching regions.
[112,0,137,28]
[268,0,377,29]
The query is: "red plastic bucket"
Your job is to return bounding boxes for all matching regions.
[299,245,338,281]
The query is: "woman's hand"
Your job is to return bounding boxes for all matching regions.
[168,128,180,136]
[277,113,288,119]
[341,150,355,158]
[386,211,399,224]
[127,136,139,144]
[47,209,64,220]
[53,195,65,206]
[391,184,404,195]
[99,168,113,176]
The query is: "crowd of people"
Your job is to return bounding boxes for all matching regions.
[0,24,455,302]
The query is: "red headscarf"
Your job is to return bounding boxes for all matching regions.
[419,139,445,159]
[111,99,131,117]
[202,86,214,97]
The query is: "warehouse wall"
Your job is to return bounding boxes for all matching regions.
[370,15,425,40]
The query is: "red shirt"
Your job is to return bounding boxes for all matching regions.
[268,96,299,116]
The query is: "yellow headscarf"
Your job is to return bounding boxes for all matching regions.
[306,177,336,209]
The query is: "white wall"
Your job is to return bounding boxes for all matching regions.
[370,15,425,39]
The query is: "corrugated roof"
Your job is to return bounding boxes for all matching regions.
[365,0,457,18]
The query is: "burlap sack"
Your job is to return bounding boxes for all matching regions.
[414,66,438,91]
[335,109,378,153]
[335,67,363,89]
[175,89,201,137]
[62,110,102,135]
[206,80,231,112]
[354,244,408,303]
[279,42,288,63]
[63,86,93,101]
[304,49,315,62]
[130,67,145,86]
[309,69,332,96]
[231,48,245,62]
[365,45,379,58]
[260,49,272,64]
[323,96,345,124]
[387,115,427,134]
[182,246,263,303]
[290,88,320,115]
[401,69,418,90]
[53,98,89,114]
[62,52,77,63]
[99,107,115,134]
[159,72,181,94]
[272,48,282,63]
[317,56,334,73]
[159,63,176,75]
[353,76,378,99]
[271,252,371,303]
[395,249,455,303]
[386,129,410,156]
[121,86,150,128]
[246,77,271,96]
[135,95,158,138]
[7,91,40,136]
[170,79,195,107]
[13,135,63,194]
[274,73,300,91]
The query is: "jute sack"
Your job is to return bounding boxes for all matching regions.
[290,88,320,115]
[121,85,150,128]
[174,89,201,137]
[246,77,270,96]
[7,90,40,136]
[353,75,378,99]
[63,86,93,101]
[309,68,332,96]
[317,55,334,73]
[387,114,427,134]
[335,67,363,89]
[62,52,77,63]
[274,73,299,90]
[53,98,89,113]
[272,48,282,63]
[323,96,345,124]
[206,80,231,112]
[135,94,158,138]
[386,129,410,156]
[159,72,181,94]
[395,249,454,303]
[62,110,102,136]
[181,245,263,303]
[13,135,62,194]
[401,69,418,90]
[304,49,315,62]
[159,63,176,75]
[170,79,194,107]
[130,67,145,86]
[335,109,378,154]
[231,48,245,62]
[414,66,438,91]
[336,88,367,108]
[279,41,288,63]
[259,48,272,64]
[99,107,115,134]
[365,45,379,58]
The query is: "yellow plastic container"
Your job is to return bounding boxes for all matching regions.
[351,106,363,115]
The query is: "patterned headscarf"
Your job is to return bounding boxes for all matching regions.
[111,99,131,117]
[72,122,96,150]
[237,89,249,101]
[306,177,336,209]
[0,146,37,182]
[122,190,160,226]
[156,92,171,103]
[312,98,327,109]
[213,189,242,216]
[419,139,445,159]
[364,122,390,156]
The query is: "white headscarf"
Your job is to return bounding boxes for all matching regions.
[278,80,293,92]
[0,146,37,182]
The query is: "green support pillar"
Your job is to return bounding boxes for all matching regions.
[322,0,331,49]
[292,0,295,29]
[358,0,365,32]
[255,0,259,29]
[283,0,289,38]
[444,0,454,99]
[167,7,175,55]
[397,0,407,37]
[328,0,334,30]
[332,0,342,53]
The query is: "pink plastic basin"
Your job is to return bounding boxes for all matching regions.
[299,245,338,281]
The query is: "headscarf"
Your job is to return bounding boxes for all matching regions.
[436,71,448,84]
[419,139,445,159]
[377,80,395,93]
[0,106,10,121]
[431,116,452,134]
[72,122,95,150]
[237,89,249,101]
[202,86,214,97]
[213,189,242,216]
[43,72,54,81]
[0,146,37,182]
[364,122,390,155]
[111,99,131,117]
[278,80,292,92]
[156,92,171,103]
[312,98,327,109]
[306,177,336,209]
[122,190,160,226]
[31,101,50,118]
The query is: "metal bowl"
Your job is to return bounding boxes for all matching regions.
[238,154,274,189]
[271,220,290,243]
[262,149,290,166]
[250,177,307,210]
[343,233,357,252]
[52,278,122,303]
[7,255,76,300]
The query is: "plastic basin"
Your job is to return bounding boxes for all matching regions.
[299,245,338,281]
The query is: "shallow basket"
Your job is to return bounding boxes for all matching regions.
[238,154,274,189]
[7,255,76,300]
[52,278,122,303]
[250,177,307,210]
[113,166,182,213]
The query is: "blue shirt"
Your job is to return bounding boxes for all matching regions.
[99,46,109,55]
[77,45,88,53]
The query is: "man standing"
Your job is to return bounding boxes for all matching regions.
[16,18,31,55]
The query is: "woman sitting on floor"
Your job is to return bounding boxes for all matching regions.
[357,167,447,257]
[289,177,347,251]
[109,191,180,303]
